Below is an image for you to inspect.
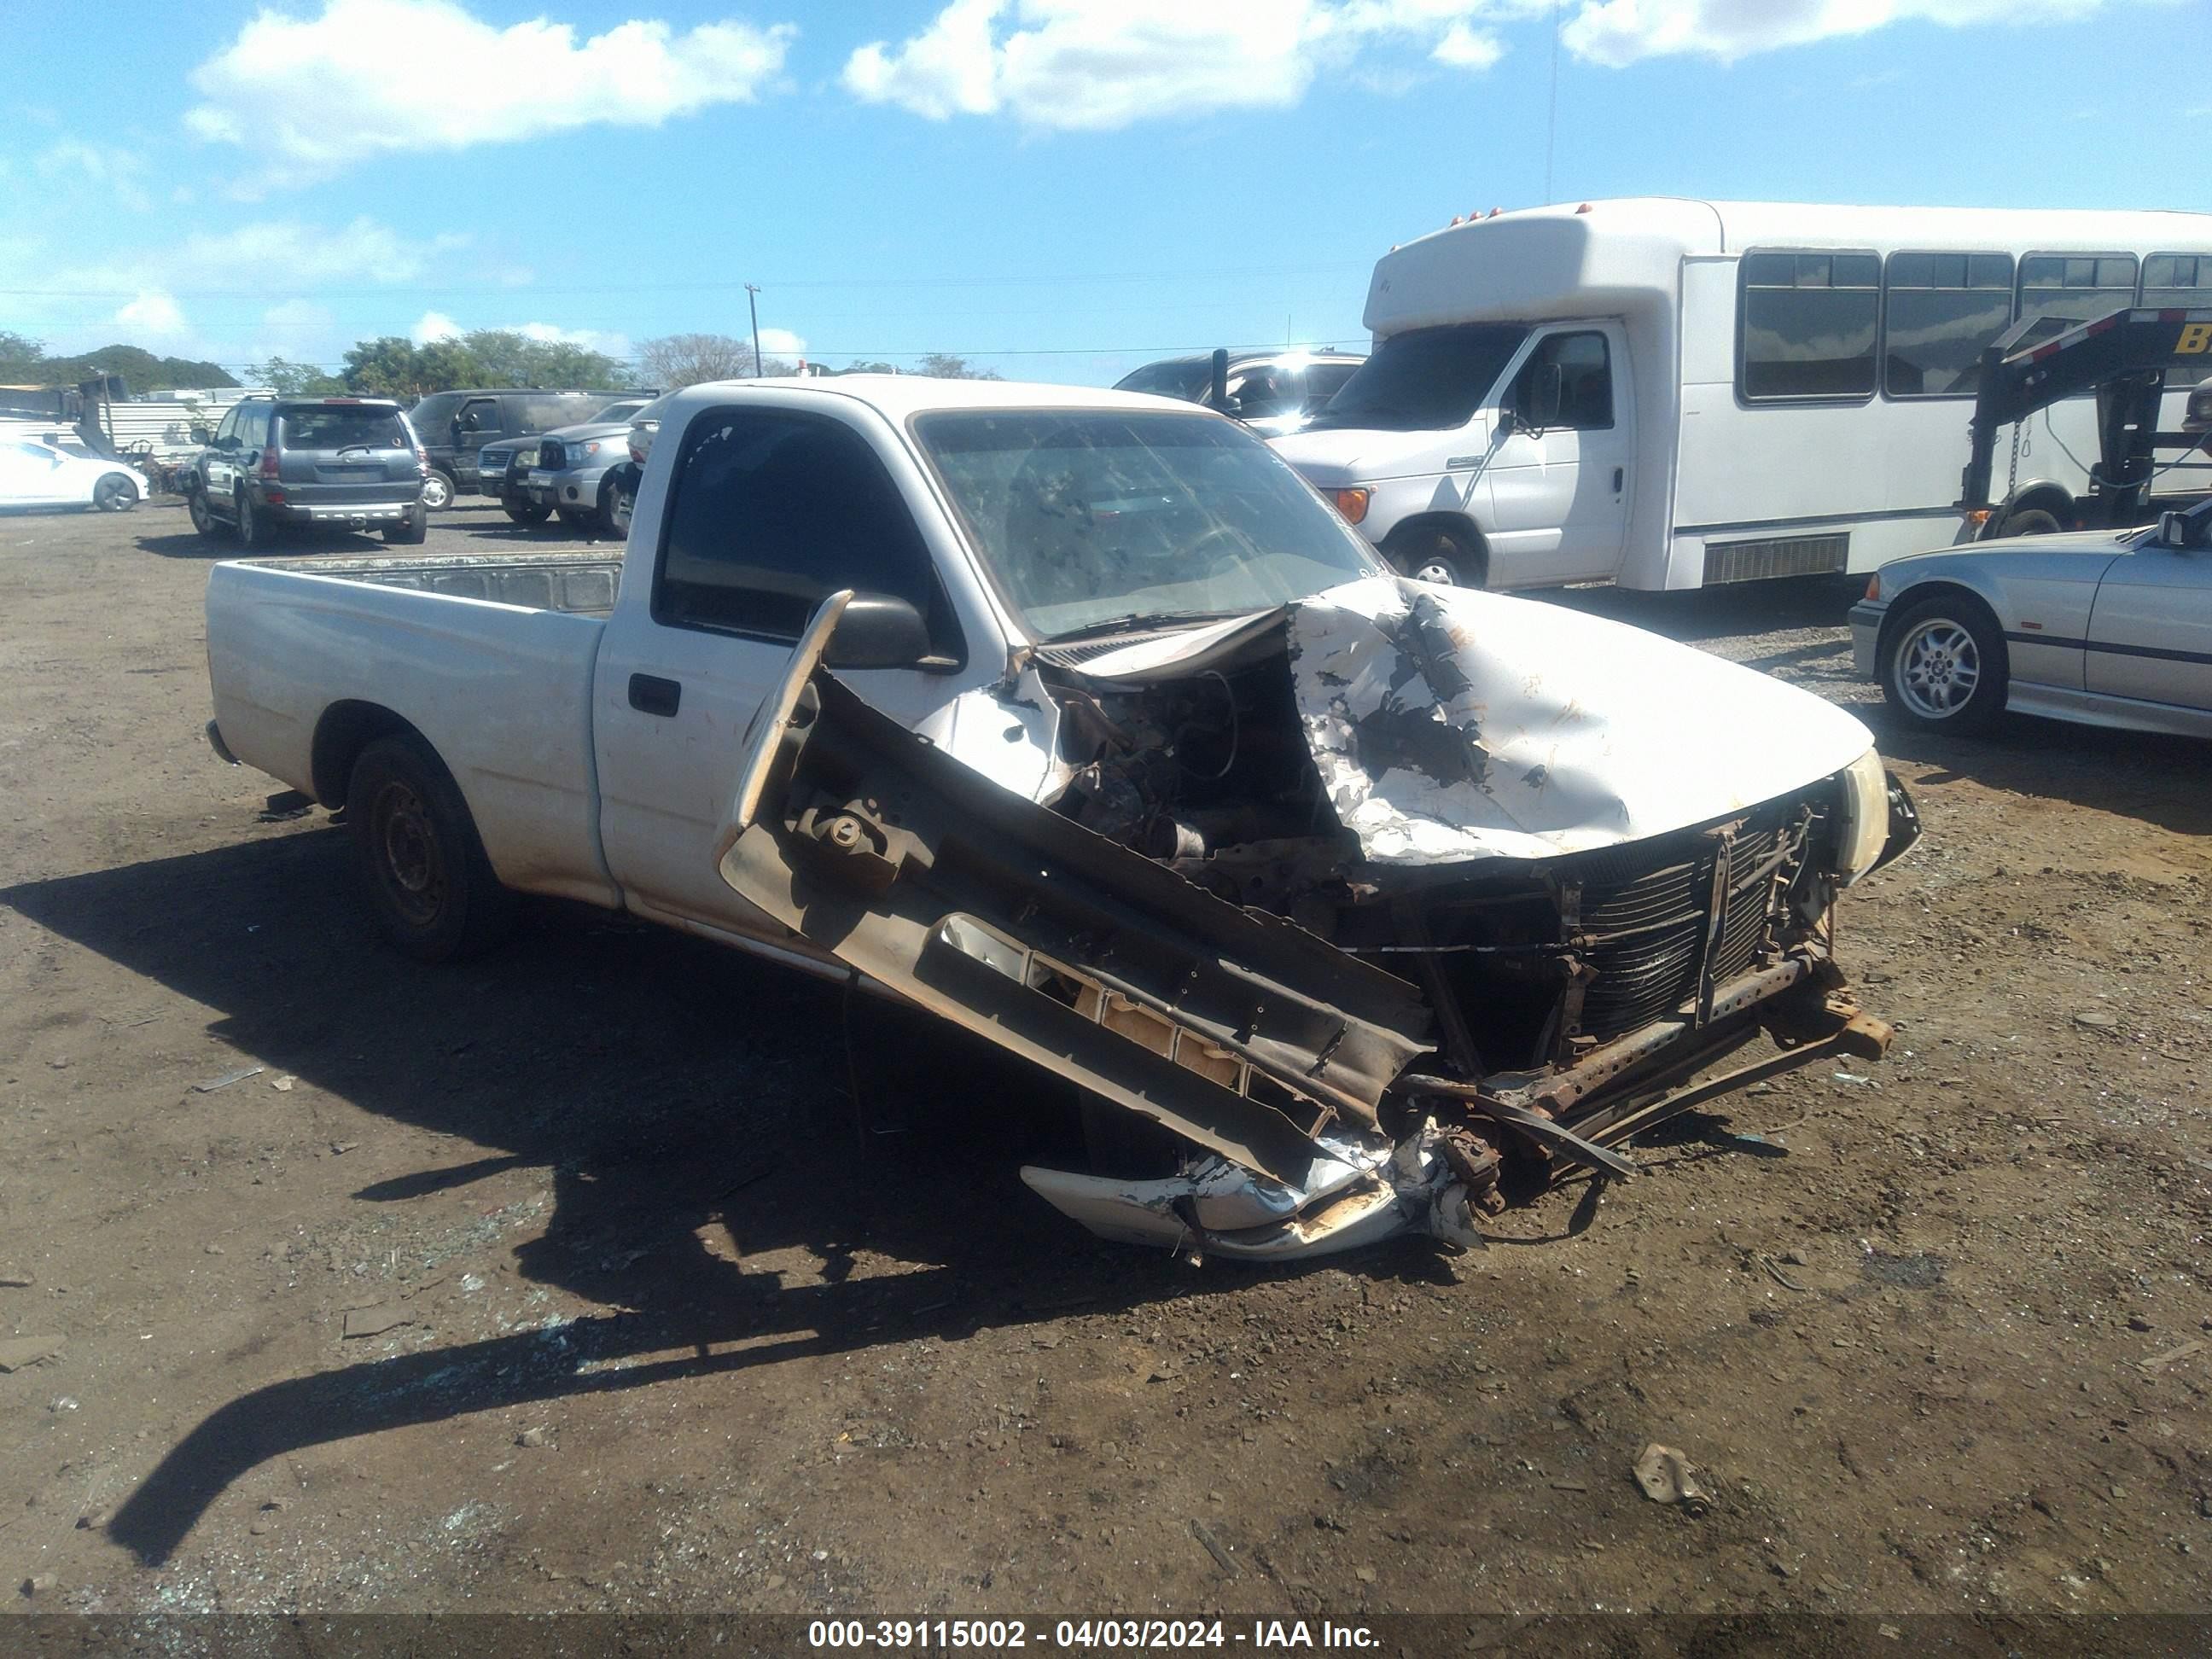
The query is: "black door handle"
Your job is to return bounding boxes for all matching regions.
[628,673,681,717]
[1612,466,1625,492]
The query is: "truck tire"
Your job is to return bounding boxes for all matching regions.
[346,733,516,963]
[504,501,551,526]
[596,477,625,536]
[1998,506,2063,538]
[1879,594,2008,736]
[1387,525,1482,588]
[188,487,224,540]
[420,470,455,511]
[383,506,428,546]
[234,486,260,550]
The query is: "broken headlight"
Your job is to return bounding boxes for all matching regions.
[1832,747,1890,888]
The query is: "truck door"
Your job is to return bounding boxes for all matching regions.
[2083,534,2212,713]
[592,404,965,940]
[1480,327,1633,588]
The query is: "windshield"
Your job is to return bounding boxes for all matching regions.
[590,399,647,423]
[1304,323,1530,432]
[913,409,1385,639]
[1111,360,1214,403]
[278,406,407,449]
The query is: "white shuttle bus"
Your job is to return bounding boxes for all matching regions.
[1271,199,2212,591]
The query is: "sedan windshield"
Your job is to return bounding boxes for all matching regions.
[1304,323,1530,432]
[1111,359,1214,403]
[914,410,1385,639]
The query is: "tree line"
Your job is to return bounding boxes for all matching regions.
[3,326,1003,399]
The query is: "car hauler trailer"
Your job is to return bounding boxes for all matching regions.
[1272,200,2212,591]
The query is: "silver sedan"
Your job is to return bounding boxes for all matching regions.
[1850,498,2212,740]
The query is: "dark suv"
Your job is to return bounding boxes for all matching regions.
[405,388,613,507]
[188,397,428,548]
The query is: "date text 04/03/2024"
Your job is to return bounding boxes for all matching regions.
[805,1619,1379,1649]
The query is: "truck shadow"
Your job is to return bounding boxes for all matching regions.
[1,829,1447,1566]
[135,527,397,560]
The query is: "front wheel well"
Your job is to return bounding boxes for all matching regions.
[1988,481,2075,536]
[1877,581,2007,674]
[1380,515,1489,583]
[311,701,421,807]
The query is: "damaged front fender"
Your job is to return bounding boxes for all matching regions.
[714,597,1435,1190]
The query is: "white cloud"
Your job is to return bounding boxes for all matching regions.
[410,311,463,345]
[1432,20,1504,67]
[519,321,634,359]
[36,139,152,210]
[757,327,807,358]
[842,0,1518,130]
[57,218,463,299]
[1559,0,2118,67]
[253,299,339,360]
[115,289,189,341]
[188,0,797,181]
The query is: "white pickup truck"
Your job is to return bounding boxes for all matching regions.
[205,375,1918,1259]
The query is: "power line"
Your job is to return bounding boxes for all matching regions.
[0,261,1373,304]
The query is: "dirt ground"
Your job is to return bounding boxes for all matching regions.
[0,495,2207,1627]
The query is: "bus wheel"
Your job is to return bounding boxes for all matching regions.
[1390,527,1482,588]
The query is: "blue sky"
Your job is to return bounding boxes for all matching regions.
[1,0,2198,387]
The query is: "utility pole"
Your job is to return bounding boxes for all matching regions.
[745,283,764,378]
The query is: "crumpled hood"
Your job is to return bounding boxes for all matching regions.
[1268,425,1463,485]
[1287,578,1875,864]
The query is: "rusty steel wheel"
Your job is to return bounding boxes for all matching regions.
[346,732,515,962]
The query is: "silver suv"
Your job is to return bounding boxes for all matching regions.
[189,397,427,547]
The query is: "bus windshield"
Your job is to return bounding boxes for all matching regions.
[1304,323,1529,432]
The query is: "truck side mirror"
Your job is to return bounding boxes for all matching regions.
[2158,509,2201,550]
[824,592,931,669]
[189,423,211,445]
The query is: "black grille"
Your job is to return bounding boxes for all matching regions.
[1571,819,1798,1044]
[538,439,566,469]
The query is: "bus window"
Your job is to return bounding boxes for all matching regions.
[2017,253,2137,335]
[2143,254,2212,378]
[1883,252,2013,399]
[1738,250,1879,401]
[1514,332,1613,428]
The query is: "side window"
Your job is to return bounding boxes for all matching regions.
[1516,331,1613,429]
[2016,252,2138,342]
[1229,368,1292,421]
[655,408,956,654]
[2143,254,2212,375]
[1738,249,1880,401]
[1883,251,2014,398]
[458,398,501,436]
[213,408,241,445]
[240,405,270,448]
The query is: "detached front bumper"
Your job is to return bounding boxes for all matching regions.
[1848,600,1888,679]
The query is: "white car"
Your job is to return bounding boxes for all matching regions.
[0,439,142,513]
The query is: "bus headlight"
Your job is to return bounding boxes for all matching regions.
[1833,748,1890,887]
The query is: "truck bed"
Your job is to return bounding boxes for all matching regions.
[205,551,628,910]
[233,550,624,615]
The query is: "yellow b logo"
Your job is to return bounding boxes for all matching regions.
[2178,323,2212,354]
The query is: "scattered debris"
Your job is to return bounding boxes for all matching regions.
[0,1335,64,1372]
[1354,1565,1377,1584]
[1633,1444,1712,1516]
[1549,1477,1589,1492]
[1860,1251,1947,1289]
[1190,1519,1237,1577]
[270,1075,295,1092]
[1755,1252,1809,1292]
[2139,1340,2205,1374]
[330,1140,360,1155]
[190,1065,264,1093]
[2073,1011,2119,1031]
[76,1509,111,1532]
[516,1427,552,1449]
[0,1271,32,1289]
[20,1574,55,1598]
[2128,1314,2153,1332]
[341,1306,410,1340]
